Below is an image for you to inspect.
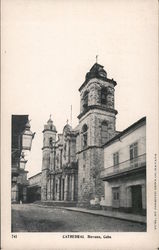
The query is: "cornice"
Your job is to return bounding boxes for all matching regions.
[77,105,118,120]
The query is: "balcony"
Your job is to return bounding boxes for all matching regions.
[100,154,146,180]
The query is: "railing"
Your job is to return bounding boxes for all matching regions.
[100,154,146,179]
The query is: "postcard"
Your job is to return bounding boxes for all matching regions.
[1,0,158,249]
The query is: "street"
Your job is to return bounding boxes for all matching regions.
[12,204,146,232]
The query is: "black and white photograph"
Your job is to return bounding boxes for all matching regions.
[1,0,158,249]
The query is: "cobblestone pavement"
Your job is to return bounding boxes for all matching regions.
[12,204,146,232]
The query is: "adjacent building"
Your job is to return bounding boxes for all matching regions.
[11,115,34,203]
[27,172,42,203]
[100,117,146,215]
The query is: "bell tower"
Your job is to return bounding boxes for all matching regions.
[41,116,57,201]
[77,62,118,206]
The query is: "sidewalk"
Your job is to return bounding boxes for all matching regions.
[59,207,146,224]
[34,203,146,224]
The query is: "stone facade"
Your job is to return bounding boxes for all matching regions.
[41,119,78,202]
[76,63,118,206]
[40,62,118,206]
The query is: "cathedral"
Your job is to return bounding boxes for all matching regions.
[28,61,146,215]
[41,62,119,207]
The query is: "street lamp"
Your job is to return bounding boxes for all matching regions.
[22,120,35,151]
[20,152,27,170]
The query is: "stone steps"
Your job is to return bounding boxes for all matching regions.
[34,200,77,207]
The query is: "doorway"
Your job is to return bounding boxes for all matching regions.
[131,185,142,213]
[112,187,120,208]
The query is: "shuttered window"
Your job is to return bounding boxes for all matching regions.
[113,152,119,166]
[130,142,138,160]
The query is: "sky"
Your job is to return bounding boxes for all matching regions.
[2,0,158,177]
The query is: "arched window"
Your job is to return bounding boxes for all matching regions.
[49,137,53,147]
[64,143,66,159]
[83,91,89,111]
[82,124,88,148]
[101,121,108,144]
[101,87,107,105]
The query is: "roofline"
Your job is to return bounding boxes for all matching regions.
[79,77,117,92]
[78,105,118,119]
[28,172,42,179]
[103,116,146,148]
[90,62,104,70]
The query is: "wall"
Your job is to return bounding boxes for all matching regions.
[103,173,146,209]
[29,172,42,187]
[80,78,115,114]
[103,123,146,169]
[101,121,146,213]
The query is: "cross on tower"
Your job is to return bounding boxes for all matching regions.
[96,55,98,63]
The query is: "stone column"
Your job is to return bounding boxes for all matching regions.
[41,170,48,201]
[57,178,59,200]
[59,177,61,201]
[23,187,27,202]
[71,175,74,201]
[11,183,19,203]
[50,175,52,200]
[141,184,146,209]
[50,150,54,171]
[57,177,61,201]
[47,177,51,200]
[64,175,68,201]
[61,178,64,201]
[53,175,55,200]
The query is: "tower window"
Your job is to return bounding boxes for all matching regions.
[83,91,89,111]
[64,143,66,159]
[82,124,88,148]
[101,121,108,144]
[49,137,53,147]
[101,87,107,105]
